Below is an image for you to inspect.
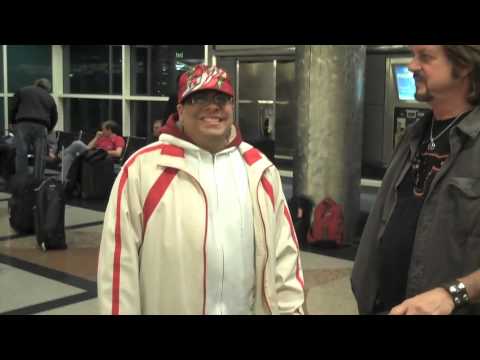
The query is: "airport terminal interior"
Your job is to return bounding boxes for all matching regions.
[0,45,419,314]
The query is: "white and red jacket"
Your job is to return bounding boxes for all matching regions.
[97,116,305,314]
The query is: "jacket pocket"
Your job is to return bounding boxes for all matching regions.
[447,177,480,242]
[448,177,480,199]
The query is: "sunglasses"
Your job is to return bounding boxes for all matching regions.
[184,91,233,107]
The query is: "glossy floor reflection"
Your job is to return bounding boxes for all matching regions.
[0,190,360,315]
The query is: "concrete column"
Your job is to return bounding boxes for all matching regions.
[294,45,366,244]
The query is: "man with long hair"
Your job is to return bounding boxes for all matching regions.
[352,45,480,315]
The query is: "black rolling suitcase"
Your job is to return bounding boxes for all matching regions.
[80,150,115,200]
[34,177,67,250]
[0,132,16,181]
[33,145,67,251]
[8,174,39,234]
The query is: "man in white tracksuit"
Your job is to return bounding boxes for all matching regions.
[97,64,305,315]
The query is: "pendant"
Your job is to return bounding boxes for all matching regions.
[427,141,436,151]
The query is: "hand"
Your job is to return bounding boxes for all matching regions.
[96,131,103,137]
[389,288,455,315]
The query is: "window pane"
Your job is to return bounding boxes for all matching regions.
[275,103,294,157]
[64,45,122,95]
[275,61,295,157]
[130,45,204,96]
[7,97,15,128]
[276,61,295,102]
[130,101,168,138]
[239,61,274,100]
[0,98,4,131]
[7,45,52,93]
[0,47,3,93]
[63,99,122,134]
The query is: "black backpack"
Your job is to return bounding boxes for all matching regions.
[84,148,108,164]
[287,195,314,245]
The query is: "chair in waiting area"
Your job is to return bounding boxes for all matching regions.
[77,135,147,199]
[116,136,148,169]
[57,130,78,150]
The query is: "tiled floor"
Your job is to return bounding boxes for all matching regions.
[0,189,360,315]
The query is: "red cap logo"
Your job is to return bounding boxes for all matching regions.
[178,64,234,103]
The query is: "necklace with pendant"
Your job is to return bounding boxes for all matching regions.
[427,113,463,151]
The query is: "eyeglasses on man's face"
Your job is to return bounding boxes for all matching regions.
[184,91,233,107]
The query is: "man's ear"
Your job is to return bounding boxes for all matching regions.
[177,103,184,116]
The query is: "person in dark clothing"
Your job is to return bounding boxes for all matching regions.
[352,45,480,315]
[150,119,164,143]
[10,78,58,180]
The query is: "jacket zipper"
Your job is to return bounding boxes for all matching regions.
[176,167,209,315]
[161,152,272,314]
[211,154,225,315]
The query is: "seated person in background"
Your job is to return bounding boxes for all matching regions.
[149,92,179,144]
[60,120,125,182]
[150,119,164,143]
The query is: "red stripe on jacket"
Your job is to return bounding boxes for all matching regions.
[283,205,305,289]
[111,143,182,315]
[159,144,185,158]
[261,177,275,208]
[257,187,272,314]
[143,168,178,231]
[243,148,262,165]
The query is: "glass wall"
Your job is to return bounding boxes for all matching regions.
[0,46,3,93]
[7,45,52,92]
[275,61,295,156]
[0,45,206,135]
[130,101,168,138]
[63,45,122,95]
[63,99,122,135]
[130,45,204,97]
[0,98,4,132]
[0,47,3,131]
[7,97,14,127]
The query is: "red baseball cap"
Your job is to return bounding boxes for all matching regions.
[177,64,234,104]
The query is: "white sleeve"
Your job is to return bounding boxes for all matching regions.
[270,169,305,314]
[97,165,144,315]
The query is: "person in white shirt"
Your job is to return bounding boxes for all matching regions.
[97,64,305,315]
